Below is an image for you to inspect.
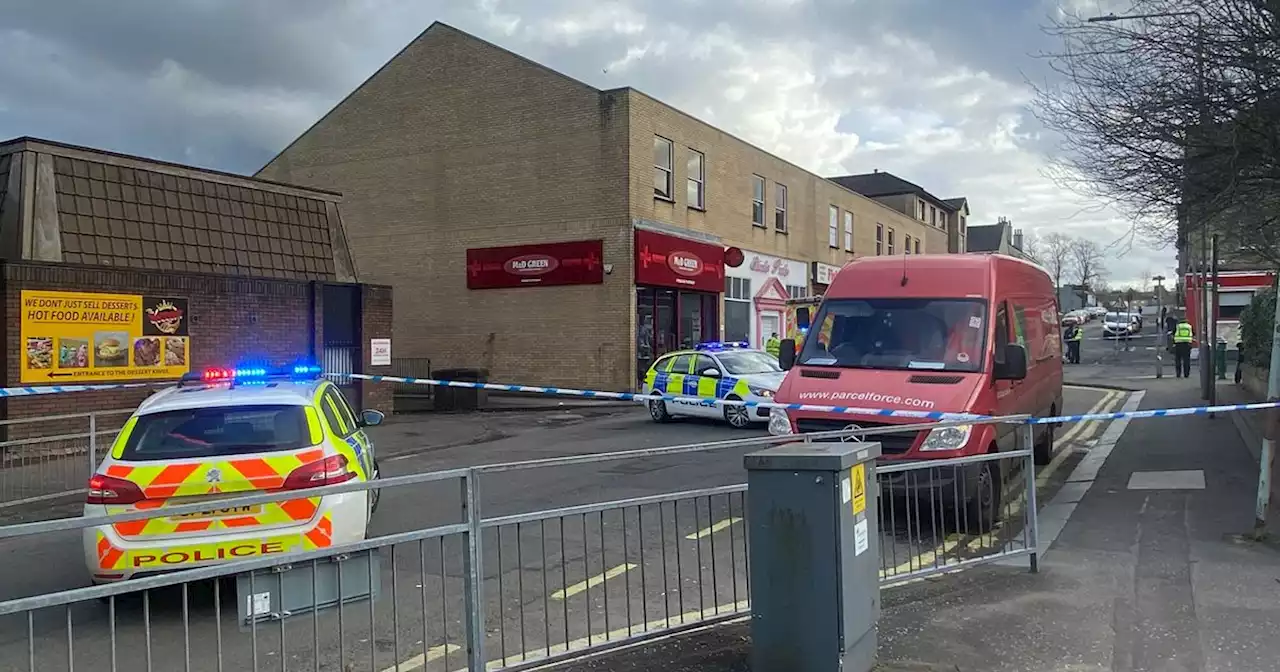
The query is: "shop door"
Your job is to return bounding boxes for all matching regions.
[322,284,362,409]
[636,288,678,385]
[678,291,718,349]
[760,312,781,348]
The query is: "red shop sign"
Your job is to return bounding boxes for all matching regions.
[634,229,724,292]
[466,240,604,290]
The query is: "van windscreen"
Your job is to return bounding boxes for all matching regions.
[797,298,988,372]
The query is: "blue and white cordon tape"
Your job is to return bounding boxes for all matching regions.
[0,372,1276,427]
[342,372,1280,426]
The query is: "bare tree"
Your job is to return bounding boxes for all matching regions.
[1070,238,1107,290]
[1021,231,1042,263]
[1031,0,1280,261]
[1042,233,1073,291]
[1139,269,1153,293]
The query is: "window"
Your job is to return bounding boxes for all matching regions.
[875,224,884,255]
[751,175,765,226]
[774,184,788,232]
[843,211,853,251]
[994,303,1011,365]
[717,350,783,375]
[687,149,705,209]
[654,136,674,200]
[914,239,921,255]
[693,354,718,375]
[724,277,752,342]
[786,285,808,299]
[120,406,311,461]
[887,229,896,255]
[959,215,967,232]
[929,206,937,227]
[321,387,360,439]
[904,235,912,254]
[670,353,694,373]
[828,205,839,248]
[917,200,927,220]
[796,298,988,372]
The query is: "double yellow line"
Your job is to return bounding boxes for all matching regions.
[879,389,1126,580]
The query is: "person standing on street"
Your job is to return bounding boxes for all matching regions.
[1062,322,1083,364]
[1173,314,1194,378]
[765,332,781,358]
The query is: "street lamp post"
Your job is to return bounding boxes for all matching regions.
[1087,11,1209,400]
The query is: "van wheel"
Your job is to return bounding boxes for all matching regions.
[722,396,752,429]
[1034,412,1056,466]
[648,399,672,423]
[963,461,1001,533]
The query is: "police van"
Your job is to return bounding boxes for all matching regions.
[83,363,382,583]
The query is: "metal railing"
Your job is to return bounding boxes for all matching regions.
[0,418,1040,671]
[0,409,132,510]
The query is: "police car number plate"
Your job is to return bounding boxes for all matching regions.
[173,505,262,519]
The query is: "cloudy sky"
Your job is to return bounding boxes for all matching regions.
[0,0,1169,286]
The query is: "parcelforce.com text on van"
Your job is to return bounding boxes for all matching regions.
[797,391,936,409]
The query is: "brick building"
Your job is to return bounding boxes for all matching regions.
[0,137,393,441]
[257,22,956,391]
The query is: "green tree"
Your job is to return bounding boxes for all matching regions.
[1239,286,1276,368]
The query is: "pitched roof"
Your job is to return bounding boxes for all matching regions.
[942,197,968,211]
[965,222,1008,253]
[826,171,957,211]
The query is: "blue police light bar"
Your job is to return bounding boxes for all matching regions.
[696,341,750,351]
[179,360,324,386]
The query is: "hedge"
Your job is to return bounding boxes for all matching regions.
[1240,286,1277,368]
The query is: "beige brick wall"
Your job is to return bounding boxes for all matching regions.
[257,25,636,391]
[623,90,939,275]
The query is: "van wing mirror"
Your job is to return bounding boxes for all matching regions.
[796,307,811,330]
[995,343,1028,381]
[778,339,797,370]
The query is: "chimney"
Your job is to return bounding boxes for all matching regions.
[1013,228,1024,250]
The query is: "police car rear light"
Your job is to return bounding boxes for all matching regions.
[86,473,145,505]
[282,454,357,490]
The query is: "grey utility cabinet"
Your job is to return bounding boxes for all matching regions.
[744,440,882,672]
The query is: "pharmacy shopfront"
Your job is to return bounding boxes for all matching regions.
[723,252,808,349]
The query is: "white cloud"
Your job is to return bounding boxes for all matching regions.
[0,0,1176,284]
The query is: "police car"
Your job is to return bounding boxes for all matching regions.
[642,342,784,428]
[83,363,382,583]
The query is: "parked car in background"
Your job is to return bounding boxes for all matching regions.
[1102,312,1139,338]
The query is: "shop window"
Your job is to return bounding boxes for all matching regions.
[774,184,788,232]
[725,277,752,342]
[654,136,674,200]
[687,149,705,209]
[751,175,765,227]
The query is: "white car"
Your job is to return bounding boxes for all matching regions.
[1102,312,1138,338]
[642,344,784,428]
[83,364,383,583]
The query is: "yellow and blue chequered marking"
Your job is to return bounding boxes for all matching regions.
[646,369,750,406]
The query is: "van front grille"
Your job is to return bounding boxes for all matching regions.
[793,419,917,454]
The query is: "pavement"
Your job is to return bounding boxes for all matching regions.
[0,378,1120,672]
[539,316,1280,672]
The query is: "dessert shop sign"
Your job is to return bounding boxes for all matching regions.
[20,290,191,383]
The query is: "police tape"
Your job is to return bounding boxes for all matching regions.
[341,373,1280,425]
[0,382,163,398]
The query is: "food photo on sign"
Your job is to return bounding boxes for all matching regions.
[19,290,191,384]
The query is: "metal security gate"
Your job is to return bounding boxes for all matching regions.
[322,283,361,408]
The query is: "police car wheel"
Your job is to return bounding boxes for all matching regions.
[723,398,752,429]
[369,459,382,516]
[648,399,672,423]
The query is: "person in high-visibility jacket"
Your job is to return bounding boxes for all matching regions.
[1065,323,1084,364]
[1173,316,1194,379]
[764,332,781,358]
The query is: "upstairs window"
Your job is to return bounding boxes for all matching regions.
[654,136,673,200]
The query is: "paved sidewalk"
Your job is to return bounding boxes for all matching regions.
[544,383,1280,671]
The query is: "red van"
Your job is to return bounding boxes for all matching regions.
[772,254,1063,529]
